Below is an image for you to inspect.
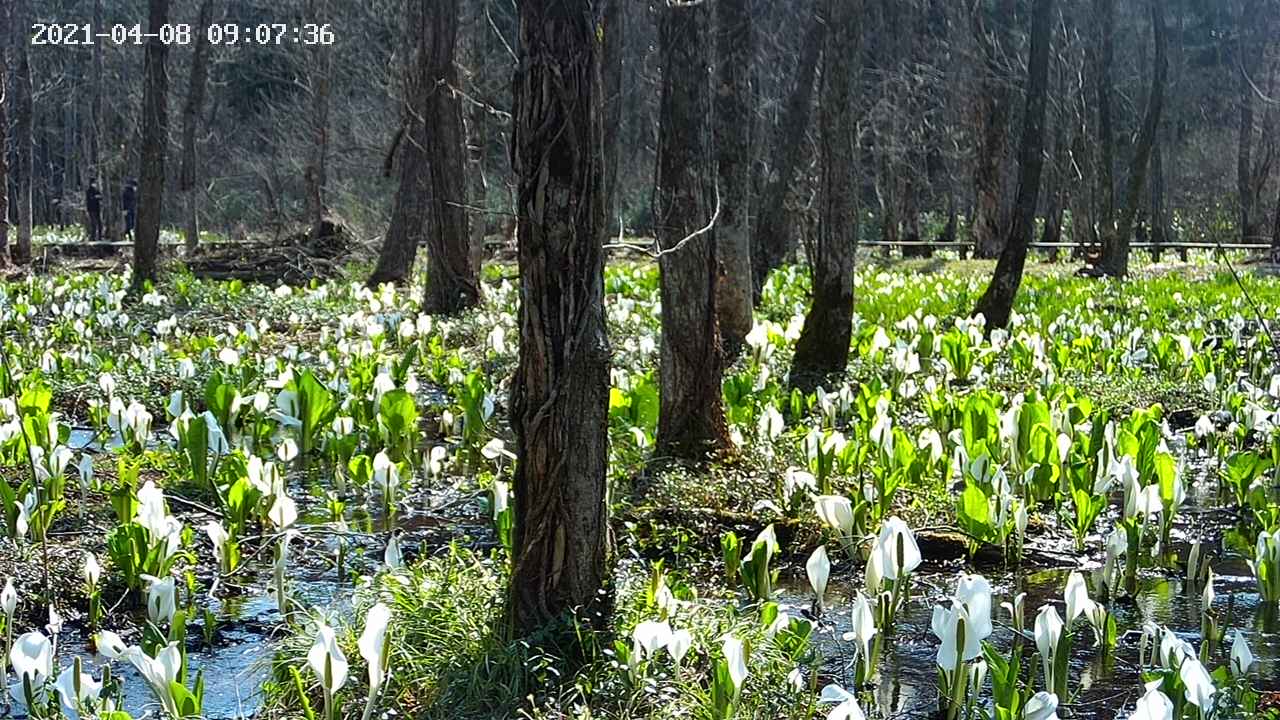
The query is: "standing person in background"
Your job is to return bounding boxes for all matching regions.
[122,178,138,241]
[86,179,103,242]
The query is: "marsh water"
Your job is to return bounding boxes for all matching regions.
[33,437,1280,719]
[780,446,1280,719]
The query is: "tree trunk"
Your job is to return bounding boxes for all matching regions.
[751,11,825,302]
[971,0,1015,259]
[972,0,1055,329]
[602,0,625,225]
[790,0,861,392]
[463,0,491,275]
[1042,46,1068,261]
[508,0,611,637]
[1150,138,1168,262]
[713,0,755,358]
[1094,0,1116,240]
[420,0,480,314]
[304,0,331,239]
[13,0,34,264]
[655,1,732,461]
[1100,0,1166,278]
[180,0,214,253]
[369,0,480,316]
[133,0,171,289]
[0,0,8,265]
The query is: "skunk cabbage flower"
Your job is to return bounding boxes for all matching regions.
[1231,631,1255,678]
[721,635,748,695]
[842,592,877,663]
[358,603,393,720]
[819,684,866,720]
[308,623,350,695]
[806,546,830,610]
[1024,691,1059,720]
[632,620,673,662]
[54,664,102,720]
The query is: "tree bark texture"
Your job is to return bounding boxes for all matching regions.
[1100,0,1166,278]
[0,0,8,263]
[180,0,215,253]
[750,11,824,302]
[1094,0,1117,236]
[655,0,732,461]
[13,0,34,264]
[304,0,331,238]
[369,0,480,316]
[133,0,171,288]
[972,0,1055,329]
[713,0,755,357]
[790,0,861,392]
[508,0,611,637]
[971,0,1015,258]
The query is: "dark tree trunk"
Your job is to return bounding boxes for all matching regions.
[791,0,862,392]
[714,0,755,358]
[462,0,491,275]
[180,0,215,253]
[133,0,171,289]
[304,0,331,238]
[0,0,8,264]
[369,0,480,316]
[508,0,611,637]
[602,0,625,226]
[1150,138,1169,262]
[901,180,928,257]
[1100,0,1166,278]
[972,0,1055,329]
[13,0,33,264]
[655,1,732,461]
[751,11,824,302]
[971,0,1015,259]
[1094,0,1116,238]
[1236,0,1274,248]
[1042,45,1068,261]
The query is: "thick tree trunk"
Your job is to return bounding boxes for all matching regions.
[972,0,1055,329]
[1042,48,1068,261]
[602,0,625,225]
[971,0,1015,259]
[180,0,214,253]
[790,0,861,392]
[420,0,479,314]
[133,0,171,289]
[751,12,824,302]
[0,2,8,264]
[462,0,491,275]
[508,0,611,637]
[713,0,755,358]
[1095,0,1117,238]
[13,0,34,264]
[304,0,331,239]
[369,0,480,316]
[1100,0,1166,278]
[655,1,732,461]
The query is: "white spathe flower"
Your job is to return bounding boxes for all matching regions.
[358,603,393,695]
[721,635,748,694]
[1034,605,1064,686]
[308,623,350,694]
[1129,680,1174,720]
[871,516,922,582]
[632,620,673,661]
[480,438,515,461]
[819,683,866,720]
[806,546,830,610]
[10,631,54,684]
[384,534,404,569]
[814,496,855,538]
[1230,630,1255,678]
[931,601,981,670]
[1178,657,1215,708]
[142,574,177,627]
[124,643,182,718]
[1,578,15,617]
[83,553,102,587]
[953,574,993,642]
[1064,570,1091,624]
[94,631,127,660]
[668,629,693,665]
[841,592,877,662]
[269,492,299,529]
[1024,691,1059,720]
[55,664,102,720]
